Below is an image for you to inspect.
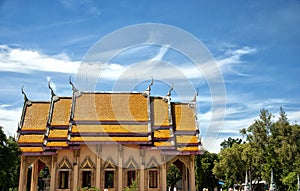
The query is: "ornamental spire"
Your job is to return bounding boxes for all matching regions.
[21,86,28,102]
[69,76,78,93]
[48,80,56,97]
[143,77,154,97]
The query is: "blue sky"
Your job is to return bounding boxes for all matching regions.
[0,0,299,153]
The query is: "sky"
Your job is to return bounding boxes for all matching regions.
[0,0,299,153]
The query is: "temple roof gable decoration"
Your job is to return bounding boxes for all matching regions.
[58,157,72,169]
[81,156,94,169]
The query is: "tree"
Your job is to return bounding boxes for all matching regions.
[195,150,219,190]
[213,143,246,189]
[220,137,242,149]
[167,164,182,191]
[0,126,21,191]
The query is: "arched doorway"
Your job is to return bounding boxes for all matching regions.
[166,156,195,191]
[24,158,52,191]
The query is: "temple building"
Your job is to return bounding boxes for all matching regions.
[17,80,202,191]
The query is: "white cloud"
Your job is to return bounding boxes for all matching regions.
[0,44,80,74]
[0,105,22,137]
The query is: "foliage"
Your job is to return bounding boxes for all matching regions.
[0,126,21,191]
[167,164,182,190]
[195,150,219,190]
[124,179,138,191]
[213,143,246,189]
[220,137,243,149]
[213,108,300,191]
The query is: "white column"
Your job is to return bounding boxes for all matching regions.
[50,155,57,191]
[30,160,38,191]
[18,156,28,191]
[139,149,145,191]
[95,156,101,189]
[189,155,196,191]
[118,146,123,190]
[73,151,80,190]
[161,155,167,191]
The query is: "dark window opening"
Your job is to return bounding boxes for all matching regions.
[105,171,114,188]
[82,171,91,188]
[149,170,158,188]
[59,171,69,189]
[127,170,136,186]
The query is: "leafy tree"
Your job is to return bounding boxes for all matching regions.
[0,126,21,191]
[195,150,219,190]
[213,143,246,189]
[220,137,242,149]
[167,164,182,191]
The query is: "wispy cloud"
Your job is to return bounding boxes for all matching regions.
[0,44,80,73]
[59,0,101,16]
[216,46,256,76]
[0,105,22,137]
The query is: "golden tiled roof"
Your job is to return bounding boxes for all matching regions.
[74,93,148,121]
[72,124,148,133]
[176,135,198,144]
[17,91,202,155]
[18,135,44,143]
[20,147,44,152]
[177,146,199,151]
[154,142,173,147]
[22,102,50,130]
[48,129,68,138]
[71,136,149,142]
[152,98,169,126]
[154,130,171,139]
[51,98,72,126]
[46,142,68,147]
[172,103,196,131]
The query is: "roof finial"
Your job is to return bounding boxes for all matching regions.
[163,83,174,102]
[48,80,56,97]
[21,86,28,101]
[166,83,174,97]
[69,76,78,92]
[191,88,199,102]
[147,76,154,91]
[143,77,154,97]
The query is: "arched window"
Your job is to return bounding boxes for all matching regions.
[103,159,116,189]
[80,157,94,188]
[58,157,72,189]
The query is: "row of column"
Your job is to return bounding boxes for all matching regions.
[18,154,196,191]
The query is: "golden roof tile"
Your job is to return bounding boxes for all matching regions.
[71,136,149,142]
[152,98,169,126]
[18,135,44,143]
[51,98,72,126]
[176,135,198,144]
[177,146,199,151]
[173,103,196,131]
[22,102,50,130]
[154,142,172,147]
[20,147,44,152]
[46,142,68,147]
[72,124,148,133]
[154,130,171,138]
[48,129,68,138]
[74,93,148,121]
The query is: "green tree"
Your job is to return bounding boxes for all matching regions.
[213,143,246,189]
[220,137,242,149]
[0,126,21,191]
[195,150,219,190]
[167,164,182,191]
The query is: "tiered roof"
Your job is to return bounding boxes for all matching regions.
[17,81,202,155]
